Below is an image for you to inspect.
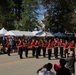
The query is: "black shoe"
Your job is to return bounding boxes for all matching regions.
[36,57,39,59]
[8,55,10,56]
[26,56,28,57]
[48,58,51,60]
[20,57,23,59]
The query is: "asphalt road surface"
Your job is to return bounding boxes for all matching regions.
[0,50,76,75]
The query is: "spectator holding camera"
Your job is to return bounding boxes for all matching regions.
[37,63,55,75]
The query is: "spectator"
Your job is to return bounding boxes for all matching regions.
[66,51,75,75]
[37,63,55,75]
[56,59,71,75]
[54,64,61,72]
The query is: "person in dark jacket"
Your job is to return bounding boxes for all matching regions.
[66,51,75,75]
[56,59,71,75]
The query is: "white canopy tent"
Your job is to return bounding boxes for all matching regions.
[20,31,34,36]
[0,28,8,37]
[32,31,42,36]
[45,32,54,37]
[5,30,23,36]
[0,28,8,34]
[32,31,54,37]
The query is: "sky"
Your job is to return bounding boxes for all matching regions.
[37,9,46,20]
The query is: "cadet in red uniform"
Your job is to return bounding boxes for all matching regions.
[6,41,11,56]
[23,40,28,57]
[17,39,23,59]
[69,40,75,56]
[59,39,64,58]
[47,40,52,60]
[54,39,58,59]
[35,39,39,58]
[42,40,46,57]
[38,39,42,56]
[30,39,35,57]
[64,40,69,58]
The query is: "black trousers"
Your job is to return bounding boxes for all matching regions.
[48,49,52,60]
[23,47,28,57]
[32,47,35,56]
[42,47,46,57]
[38,46,41,56]
[70,48,74,53]
[60,47,63,58]
[65,49,68,58]
[54,47,58,58]
[36,47,39,58]
[7,48,11,56]
[19,47,23,59]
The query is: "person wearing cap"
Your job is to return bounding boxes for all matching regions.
[37,63,55,75]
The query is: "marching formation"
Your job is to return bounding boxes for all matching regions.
[5,37,75,59]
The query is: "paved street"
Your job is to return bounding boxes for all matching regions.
[0,51,76,75]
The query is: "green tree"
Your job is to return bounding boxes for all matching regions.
[40,0,76,32]
[0,0,16,30]
[20,0,39,31]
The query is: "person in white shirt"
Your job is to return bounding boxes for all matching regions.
[37,63,56,75]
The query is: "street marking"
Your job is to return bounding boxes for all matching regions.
[0,58,35,67]
[0,55,48,67]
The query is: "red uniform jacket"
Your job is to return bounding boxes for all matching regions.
[23,43,28,48]
[70,42,75,49]
[47,42,52,49]
[64,43,68,50]
[59,41,63,47]
[42,42,46,48]
[17,42,22,48]
[7,43,11,48]
[30,42,35,48]
[54,42,58,48]
[35,42,39,48]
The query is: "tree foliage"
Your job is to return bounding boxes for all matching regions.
[20,0,39,31]
[0,0,39,31]
[0,0,76,32]
[0,0,16,30]
[40,0,76,32]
